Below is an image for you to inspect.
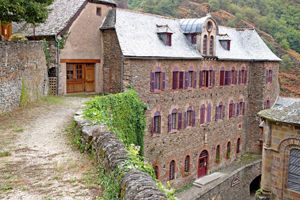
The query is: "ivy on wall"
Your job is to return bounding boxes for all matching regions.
[84,89,147,156]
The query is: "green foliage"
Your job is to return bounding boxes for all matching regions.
[0,0,54,25]
[55,32,70,50]
[8,33,28,41]
[280,54,294,72]
[0,151,11,157]
[84,89,147,156]
[20,78,28,108]
[42,39,51,72]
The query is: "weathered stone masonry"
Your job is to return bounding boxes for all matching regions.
[0,41,49,113]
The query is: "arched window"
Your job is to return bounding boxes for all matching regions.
[229,100,235,118]
[152,111,161,135]
[169,109,182,131]
[203,35,207,56]
[216,102,225,121]
[200,104,205,124]
[288,149,300,193]
[227,142,231,158]
[266,67,273,83]
[172,67,179,90]
[185,67,197,89]
[184,155,190,173]
[186,106,195,127]
[231,67,237,85]
[239,67,247,84]
[154,166,159,179]
[200,67,215,88]
[236,138,241,154]
[169,160,175,181]
[200,150,208,157]
[216,145,221,163]
[150,67,165,91]
[237,99,245,116]
[220,67,225,86]
[207,103,212,123]
[209,36,214,56]
[265,97,271,109]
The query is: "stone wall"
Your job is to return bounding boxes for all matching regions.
[0,41,49,113]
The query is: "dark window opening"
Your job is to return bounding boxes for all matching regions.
[191,34,197,44]
[184,156,190,173]
[237,138,241,154]
[220,67,225,86]
[96,7,101,16]
[154,166,159,180]
[169,160,175,181]
[250,175,261,197]
[216,145,220,163]
[227,142,231,158]
[166,33,172,46]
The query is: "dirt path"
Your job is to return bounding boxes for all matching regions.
[0,97,100,200]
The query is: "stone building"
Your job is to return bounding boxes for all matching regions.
[100,8,281,188]
[259,99,300,200]
[14,0,116,95]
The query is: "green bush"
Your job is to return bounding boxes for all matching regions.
[9,33,28,41]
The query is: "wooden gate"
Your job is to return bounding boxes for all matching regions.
[198,150,208,178]
[66,63,95,93]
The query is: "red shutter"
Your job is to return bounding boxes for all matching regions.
[151,72,155,91]
[228,71,232,85]
[179,72,184,89]
[223,105,226,119]
[192,110,196,127]
[200,108,203,124]
[185,72,189,89]
[233,103,236,117]
[162,72,166,90]
[213,70,215,86]
[239,70,241,84]
[194,71,197,88]
[207,104,211,122]
[229,104,232,118]
[200,71,203,88]
[271,70,273,83]
[169,34,172,46]
[168,114,172,132]
[216,107,219,121]
[243,102,245,115]
[245,70,247,84]
[185,112,188,128]
[152,117,155,135]
[220,71,224,86]
[178,113,182,130]
[173,72,177,89]
[225,71,229,85]
[203,107,205,124]
[235,71,238,85]
[266,70,269,83]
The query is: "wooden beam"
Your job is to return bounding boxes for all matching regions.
[60,59,101,63]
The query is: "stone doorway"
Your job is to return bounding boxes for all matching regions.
[250,175,261,197]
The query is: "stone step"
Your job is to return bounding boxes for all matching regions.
[193,172,224,188]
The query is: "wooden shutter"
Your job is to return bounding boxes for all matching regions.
[185,112,188,128]
[266,70,269,83]
[192,110,196,127]
[194,71,197,88]
[179,72,184,89]
[225,71,228,85]
[239,71,241,84]
[173,72,177,89]
[243,102,245,115]
[203,107,205,124]
[178,113,182,130]
[168,114,172,132]
[200,71,203,88]
[207,104,211,123]
[237,103,240,116]
[223,105,226,119]
[271,70,273,83]
[228,71,232,85]
[216,107,219,121]
[213,70,215,86]
[162,72,166,90]
[233,103,236,117]
[245,70,247,84]
[152,117,155,135]
[151,72,155,91]
[235,71,238,85]
[229,104,232,118]
[185,72,189,89]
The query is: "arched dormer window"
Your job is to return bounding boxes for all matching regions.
[216,102,225,121]
[152,111,161,135]
[229,100,236,118]
[266,67,273,83]
[200,104,205,124]
[150,67,165,91]
[185,106,195,128]
[200,67,215,87]
[169,109,182,131]
[209,36,214,56]
[237,99,245,116]
[203,35,207,56]
[220,67,225,86]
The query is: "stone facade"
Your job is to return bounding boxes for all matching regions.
[0,41,49,113]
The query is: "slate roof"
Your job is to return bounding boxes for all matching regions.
[102,9,281,61]
[274,97,300,107]
[258,101,300,125]
[14,0,116,37]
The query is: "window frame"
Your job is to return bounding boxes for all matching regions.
[287,148,300,193]
[184,155,190,173]
[169,160,175,181]
[200,104,205,124]
[209,36,214,56]
[191,33,197,44]
[166,33,172,46]
[172,67,179,90]
[186,67,196,89]
[236,138,241,154]
[96,7,101,16]
[203,35,207,56]
[216,145,221,163]
[220,67,225,86]
[227,141,231,158]
[153,111,161,135]
[151,67,165,92]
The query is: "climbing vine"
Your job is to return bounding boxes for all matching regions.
[42,39,51,72]
[55,32,70,50]
[84,89,147,156]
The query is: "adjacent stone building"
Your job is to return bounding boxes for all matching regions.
[100,8,281,188]
[259,99,300,200]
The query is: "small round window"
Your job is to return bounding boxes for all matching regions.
[207,21,213,32]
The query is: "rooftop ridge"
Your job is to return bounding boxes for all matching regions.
[218,25,254,30]
[116,8,178,20]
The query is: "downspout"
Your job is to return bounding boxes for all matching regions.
[121,56,125,92]
[54,34,60,95]
[245,60,253,152]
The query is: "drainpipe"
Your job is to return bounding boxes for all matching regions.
[54,34,60,95]
[121,56,125,92]
[245,60,253,152]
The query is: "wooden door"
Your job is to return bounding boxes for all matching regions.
[2,23,12,40]
[198,150,208,178]
[66,64,85,93]
[85,64,95,92]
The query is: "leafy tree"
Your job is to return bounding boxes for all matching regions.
[0,0,54,25]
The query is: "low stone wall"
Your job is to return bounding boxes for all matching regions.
[74,110,167,199]
[0,41,49,113]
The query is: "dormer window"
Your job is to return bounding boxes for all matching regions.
[226,40,230,51]
[191,34,197,44]
[157,24,173,46]
[166,33,172,46]
[209,36,214,56]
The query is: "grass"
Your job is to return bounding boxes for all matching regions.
[14,128,24,132]
[53,175,61,179]
[176,183,193,194]
[0,151,11,157]
[21,187,29,191]
[1,186,13,191]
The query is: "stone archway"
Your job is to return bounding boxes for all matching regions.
[250,175,261,197]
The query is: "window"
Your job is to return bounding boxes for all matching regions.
[216,102,225,121]
[179,71,184,89]
[265,98,271,109]
[236,99,245,116]
[231,67,237,85]
[200,67,215,87]
[169,109,182,131]
[287,148,300,193]
[152,111,161,135]
[66,64,83,80]
[216,145,220,163]
[166,33,172,46]
[239,67,247,84]
[229,100,235,118]
[185,67,197,88]
[207,103,212,123]
[67,64,74,80]
[185,155,190,173]
[203,35,207,56]
[185,106,195,128]
[169,160,175,181]
[200,104,205,124]
[220,67,225,86]
[172,67,179,89]
[227,142,231,158]
[154,166,159,179]
[266,67,273,83]
[227,40,231,51]
[209,36,214,56]
[236,138,241,154]
[96,7,101,16]
[150,67,165,91]
[191,34,197,44]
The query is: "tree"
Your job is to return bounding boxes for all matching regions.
[0,0,54,25]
